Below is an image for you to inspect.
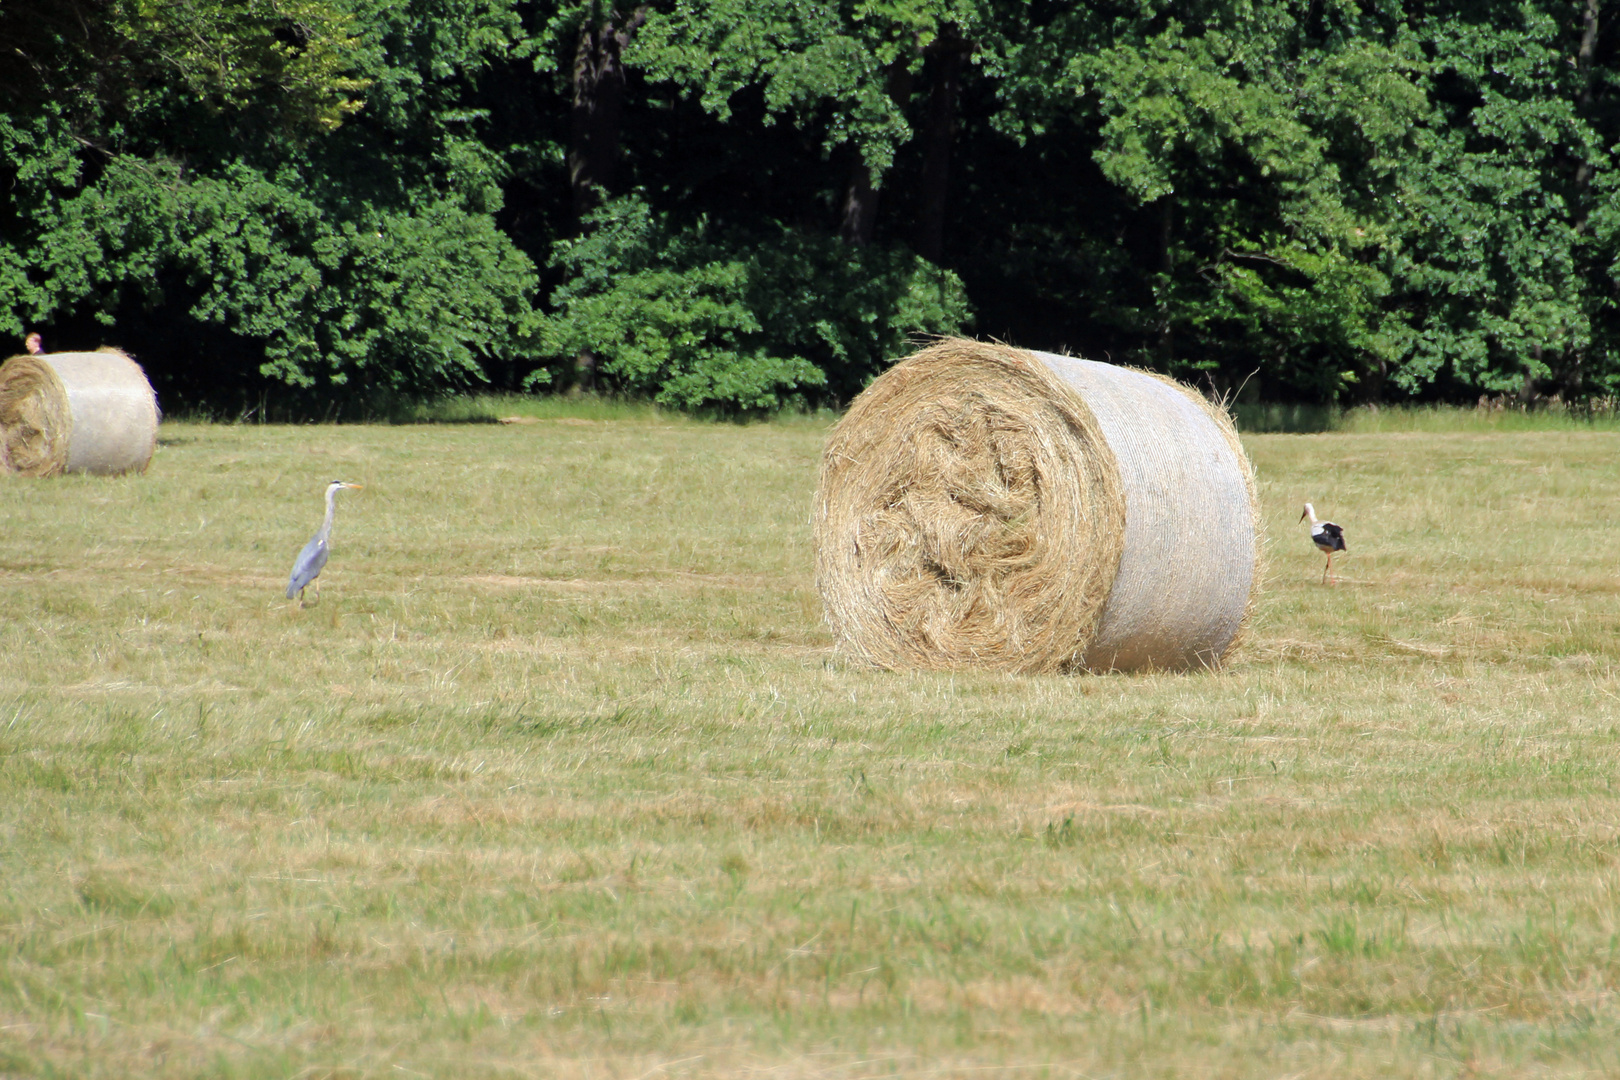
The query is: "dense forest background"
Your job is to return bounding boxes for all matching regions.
[1,0,1616,414]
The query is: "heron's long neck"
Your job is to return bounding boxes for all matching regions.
[317,488,339,542]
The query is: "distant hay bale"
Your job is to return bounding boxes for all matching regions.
[0,348,160,477]
[814,339,1259,673]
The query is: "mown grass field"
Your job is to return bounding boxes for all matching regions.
[4,408,1620,1078]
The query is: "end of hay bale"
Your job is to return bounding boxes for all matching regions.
[814,339,1128,674]
[0,352,73,477]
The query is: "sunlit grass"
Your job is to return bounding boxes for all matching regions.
[3,415,1620,1077]
[1237,398,1620,433]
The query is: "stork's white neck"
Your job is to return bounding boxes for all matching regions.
[1303,502,1319,525]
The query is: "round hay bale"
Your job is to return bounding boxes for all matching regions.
[814,338,1258,673]
[0,348,159,477]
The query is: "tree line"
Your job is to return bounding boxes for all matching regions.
[1,0,1615,413]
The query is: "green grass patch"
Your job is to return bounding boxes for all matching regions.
[1237,399,1620,433]
[4,417,1620,1076]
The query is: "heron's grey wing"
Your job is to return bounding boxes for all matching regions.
[286,536,329,597]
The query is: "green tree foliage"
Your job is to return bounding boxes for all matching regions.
[537,196,828,408]
[630,0,943,173]
[3,0,1620,409]
[1063,8,1420,397]
[0,0,537,405]
[1047,0,1611,401]
[2,0,371,136]
[1390,5,1599,396]
[538,195,968,408]
[0,119,535,391]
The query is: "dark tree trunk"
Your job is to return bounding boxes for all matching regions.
[839,155,880,246]
[1521,344,1544,402]
[914,33,968,264]
[568,5,646,392]
[838,63,913,247]
[1155,198,1174,364]
[1567,0,1600,390]
[1574,0,1601,195]
[1578,0,1601,109]
[1156,197,1173,276]
[569,5,648,226]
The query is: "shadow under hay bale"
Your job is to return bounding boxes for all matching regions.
[814,338,1259,673]
[0,348,160,477]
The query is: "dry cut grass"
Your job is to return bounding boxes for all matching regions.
[3,413,1620,1078]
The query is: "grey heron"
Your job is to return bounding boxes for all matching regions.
[1300,502,1346,584]
[287,480,364,604]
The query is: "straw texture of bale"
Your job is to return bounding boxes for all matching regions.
[0,348,160,477]
[814,339,1258,673]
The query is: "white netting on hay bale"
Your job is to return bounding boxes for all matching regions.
[814,338,1259,673]
[0,348,160,477]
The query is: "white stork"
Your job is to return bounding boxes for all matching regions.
[1300,503,1346,585]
